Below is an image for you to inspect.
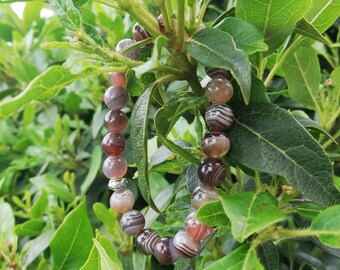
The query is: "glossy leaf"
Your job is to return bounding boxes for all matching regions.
[120,252,147,270]
[295,18,329,44]
[197,201,230,227]
[48,0,81,32]
[186,28,251,104]
[93,239,121,270]
[30,190,48,219]
[15,219,45,237]
[227,102,340,207]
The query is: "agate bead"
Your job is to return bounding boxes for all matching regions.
[173,230,200,258]
[185,215,213,241]
[200,131,230,158]
[206,75,233,104]
[197,158,226,186]
[205,104,234,131]
[104,86,129,110]
[102,156,128,179]
[109,188,135,213]
[136,229,160,255]
[154,237,178,265]
[104,110,128,133]
[108,72,126,88]
[102,132,126,156]
[205,68,231,79]
[191,185,219,209]
[157,14,165,32]
[116,39,140,60]
[132,22,151,41]
[120,210,145,235]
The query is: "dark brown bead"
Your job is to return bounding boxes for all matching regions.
[205,104,234,131]
[110,188,135,213]
[173,230,200,258]
[191,185,218,209]
[197,158,226,186]
[205,68,231,79]
[120,210,145,235]
[157,14,165,32]
[116,39,140,60]
[136,229,160,255]
[104,110,128,133]
[108,72,126,88]
[200,131,230,158]
[154,237,178,265]
[104,86,129,110]
[132,22,151,41]
[185,215,213,241]
[102,132,126,156]
[102,156,128,179]
[206,75,233,104]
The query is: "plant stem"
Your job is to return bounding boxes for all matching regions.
[157,0,172,33]
[236,167,243,191]
[176,0,185,51]
[165,0,174,30]
[95,0,120,9]
[254,171,261,191]
[322,129,340,149]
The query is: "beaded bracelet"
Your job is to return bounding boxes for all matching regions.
[101,22,235,265]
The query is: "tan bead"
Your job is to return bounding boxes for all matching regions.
[109,188,135,213]
[200,131,230,158]
[191,185,219,210]
[206,75,233,104]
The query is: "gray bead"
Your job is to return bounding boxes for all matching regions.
[116,39,140,60]
[191,185,219,210]
[110,188,135,213]
[173,230,200,258]
[205,68,231,79]
[104,86,129,110]
[206,75,234,104]
[200,131,230,158]
[120,210,145,235]
[136,229,160,255]
[205,104,234,131]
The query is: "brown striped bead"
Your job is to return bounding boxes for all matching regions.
[136,229,160,255]
[173,230,200,258]
[205,104,234,131]
[120,210,145,235]
[102,156,128,179]
[116,39,140,60]
[104,86,129,110]
[132,22,151,41]
[109,188,135,213]
[104,110,128,133]
[191,185,219,210]
[205,68,231,79]
[108,72,126,88]
[154,237,178,265]
[200,131,230,158]
[206,75,233,104]
[157,14,165,32]
[185,215,213,241]
[102,132,126,156]
[197,158,226,187]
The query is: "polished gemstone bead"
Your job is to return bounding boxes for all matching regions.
[116,39,140,60]
[104,86,129,110]
[104,110,128,133]
[102,133,126,156]
[157,14,165,32]
[154,237,178,265]
[136,229,160,255]
[132,22,151,41]
[205,104,234,131]
[103,156,128,179]
[120,210,145,235]
[108,72,126,88]
[205,68,231,79]
[197,158,226,186]
[173,230,200,258]
[200,131,230,158]
[191,185,218,209]
[185,215,213,241]
[109,188,135,213]
[206,75,233,104]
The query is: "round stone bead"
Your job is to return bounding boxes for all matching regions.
[200,131,230,158]
[104,86,129,110]
[191,185,219,210]
[104,110,128,133]
[102,132,126,156]
[173,230,201,258]
[197,158,226,186]
[102,156,128,179]
[120,210,145,235]
[206,75,233,104]
[132,22,151,41]
[154,237,178,265]
[109,188,135,213]
[205,104,234,131]
[116,39,140,60]
[108,72,126,88]
[157,14,165,32]
[136,229,160,255]
[205,68,231,79]
[185,214,213,241]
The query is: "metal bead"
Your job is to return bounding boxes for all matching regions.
[102,132,126,156]
[173,230,200,258]
[191,185,219,210]
[108,72,126,88]
[132,22,151,41]
[109,188,135,213]
[206,75,233,104]
[205,68,231,79]
[154,237,178,265]
[108,178,128,191]
[197,158,226,186]
[104,110,128,133]
[205,104,234,131]
[200,131,230,158]
[102,156,128,179]
[116,39,140,60]
[136,229,160,255]
[120,210,145,235]
[185,214,213,241]
[104,86,129,110]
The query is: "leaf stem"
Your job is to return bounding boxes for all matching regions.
[156,0,172,33]
[95,0,120,9]
[176,0,185,51]
[254,171,261,191]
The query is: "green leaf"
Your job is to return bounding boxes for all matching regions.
[236,0,311,54]
[220,192,285,242]
[15,219,45,237]
[331,66,340,87]
[166,194,192,223]
[92,239,121,270]
[120,252,147,270]
[282,46,320,110]
[215,17,268,55]
[63,91,82,115]
[197,201,230,227]
[257,241,279,270]
[311,205,340,248]
[187,28,251,104]
[0,202,15,243]
[83,23,104,46]
[204,244,264,270]
[50,200,93,270]
[295,202,323,220]
[227,102,340,207]
[80,146,102,195]
[294,18,330,44]
[31,190,48,219]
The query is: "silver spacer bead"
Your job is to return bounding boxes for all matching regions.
[108,178,128,191]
